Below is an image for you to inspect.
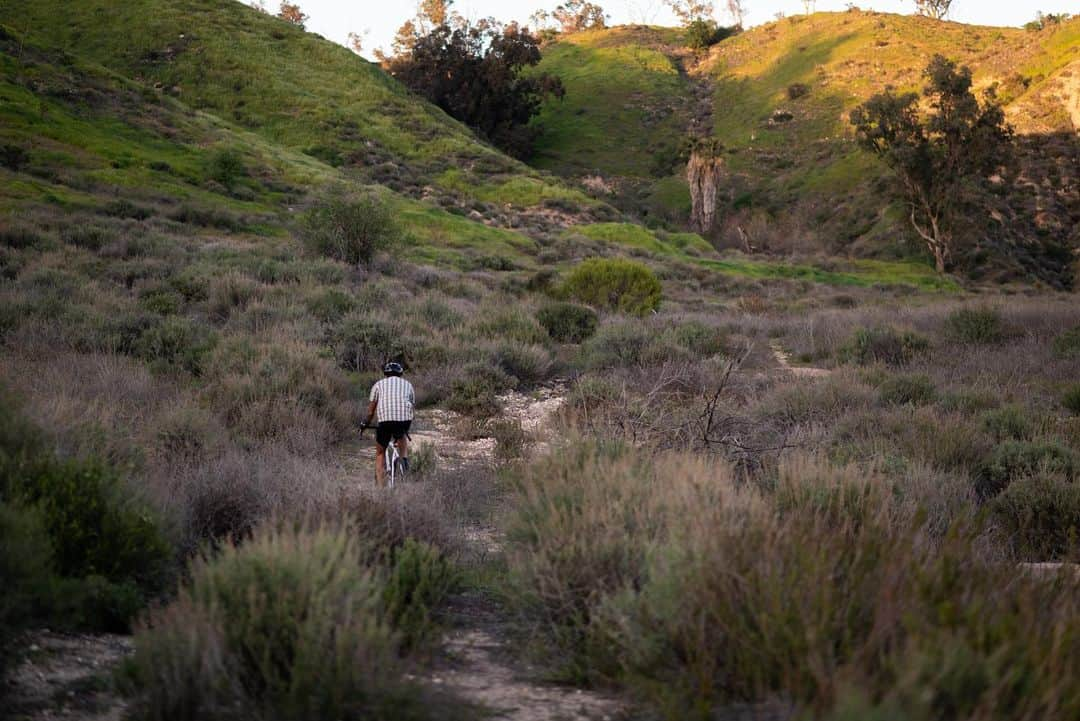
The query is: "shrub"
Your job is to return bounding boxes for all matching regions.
[0,224,49,249]
[100,199,154,220]
[685,19,735,49]
[306,287,355,323]
[980,404,1033,441]
[787,82,811,99]
[993,476,1080,561]
[562,258,662,316]
[382,538,458,650]
[839,325,929,366]
[300,194,400,266]
[666,320,726,357]
[331,314,405,372]
[135,317,217,375]
[5,458,172,595]
[945,306,1005,344]
[579,320,651,369]
[167,205,245,231]
[492,342,553,385]
[938,389,999,415]
[470,307,548,344]
[207,148,246,188]
[0,143,30,171]
[974,441,1078,499]
[879,375,937,406]
[1051,326,1080,357]
[61,224,116,251]
[446,364,511,417]
[536,302,598,343]
[1062,384,1080,416]
[487,418,530,462]
[128,523,458,721]
[0,501,54,679]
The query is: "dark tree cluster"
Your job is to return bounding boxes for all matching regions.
[387,21,565,159]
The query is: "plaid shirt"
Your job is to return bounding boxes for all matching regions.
[369,376,415,423]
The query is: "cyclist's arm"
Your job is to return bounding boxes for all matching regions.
[363,399,377,428]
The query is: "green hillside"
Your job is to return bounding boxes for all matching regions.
[531,11,1080,284]
[0,0,599,220]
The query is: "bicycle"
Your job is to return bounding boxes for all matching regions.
[360,425,408,488]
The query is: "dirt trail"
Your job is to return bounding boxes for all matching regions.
[5,631,130,721]
[769,341,831,378]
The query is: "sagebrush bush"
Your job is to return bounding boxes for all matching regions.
[491,341,553,385]
[207,148,245,188]
[878,374,937,406]
[487,418,530,462]
[470,306,548,345]
[306,287,356,323]
[1062,383,1080,416]
[135,316,217,375]
[536,302,598,343]
[579,320,654,369]
[839,325,929,366]
[129,523,460,721]
[300,193,400,265]
[331,313,405,372]
[993,475,1080,561]
[562,257,661,316]
[945,306,1005,344]
[974,440,1078,499]
[980,404,1033,441]
[382,538,458,651]
[445,363,511,417]
[666,320,726,357]
[1051,326,1080,357]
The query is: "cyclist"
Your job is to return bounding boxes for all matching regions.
[361,361,415,487]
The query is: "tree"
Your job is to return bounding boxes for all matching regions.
[347,30,367,55]
[665,1,714,24]
[724,0,745,27]
[552,1,608,33]
[277,2,307,28]
[913,0,951,20]
[248,1,268,13]
[850,55,1013,273]
[802,0,817,14]
[386,20,565,159]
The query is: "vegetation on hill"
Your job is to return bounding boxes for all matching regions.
[530,11,1080,286]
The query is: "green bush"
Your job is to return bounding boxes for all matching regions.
[471,307,548,344]
[61,224,116,251]
[993,476,1080,561]
[579,320,652,369]
[944,306,1005,344]
[0,143,30,171]
[300,194,400,266]
[492,342,553,385]
[446,364,511,417]
[207,148,246,188]
[129,523,459,721]
[665,320,726,357]
[536,302,598,343]
[562,258,662,316]
[135,316,217,376]
[382,539,458,651]
[840,326,929,366]
[331,314,405,372]
[6,458,172,594]
[980,404,1033,441]
[878,374,937,406]
[307,287,356,323]
[1051,327,1080,357]
[974,441,1078,499]
[101,199,153,220]
[1062,384,1080,416]
[0,501,54,679]
[685,19,735,49]
[487,418,530,462]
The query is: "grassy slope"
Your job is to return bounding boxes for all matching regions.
[0,27,535,266]
[0,0,592,213]
[529,12,1079,281]
[530,26,691,178]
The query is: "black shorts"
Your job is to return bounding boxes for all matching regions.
[375,420,411,448]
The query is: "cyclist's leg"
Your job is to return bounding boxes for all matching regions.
[395,421,411,472]
[374,443,387,487]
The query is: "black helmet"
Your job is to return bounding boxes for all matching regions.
[382,361,404,376]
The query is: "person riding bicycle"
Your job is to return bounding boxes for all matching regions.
[361,361,415,487]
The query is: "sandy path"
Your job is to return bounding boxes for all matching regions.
[769,341,831,378]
